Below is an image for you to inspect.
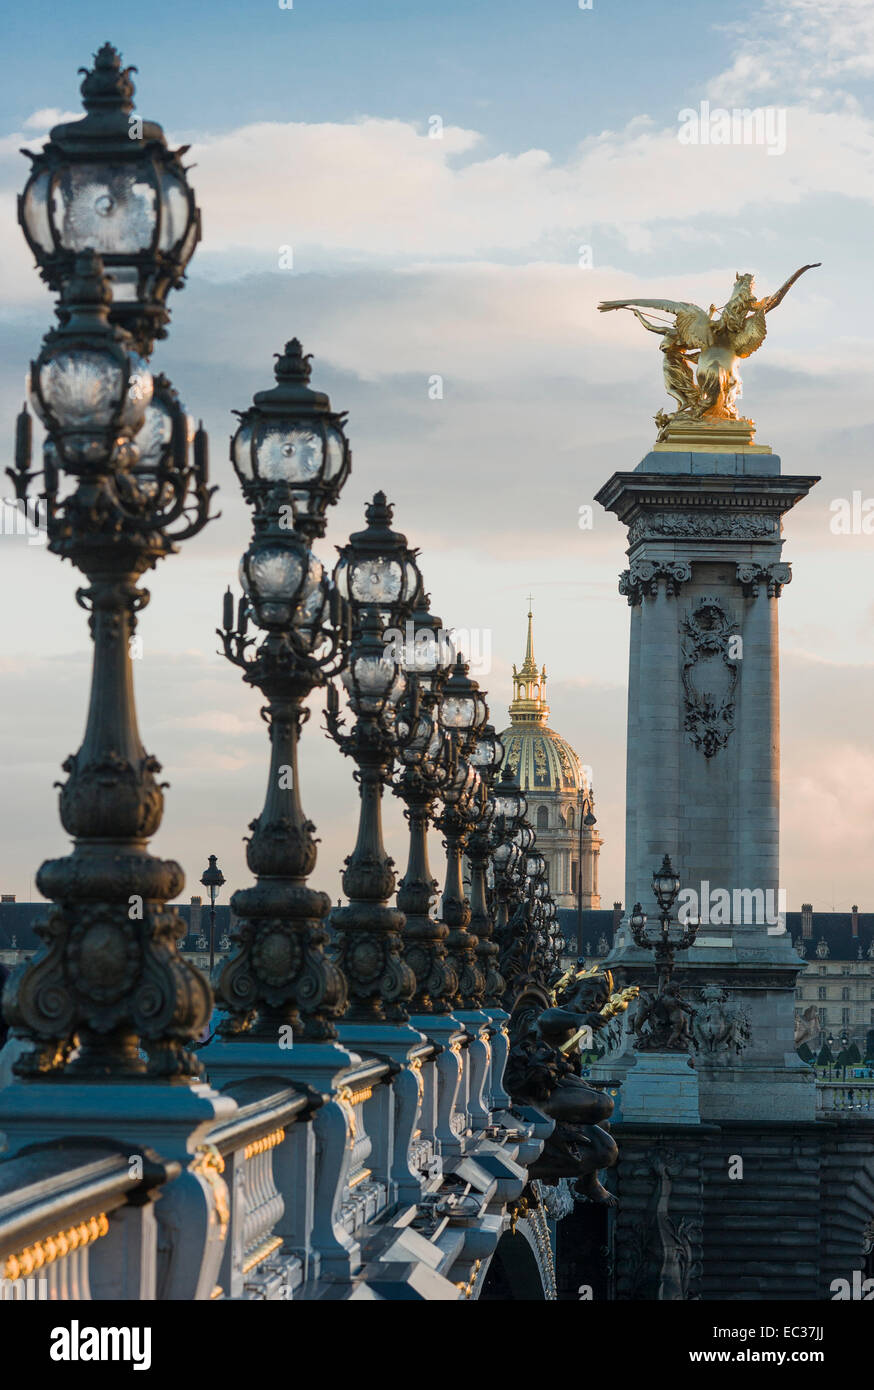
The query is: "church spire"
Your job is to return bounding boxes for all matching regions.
[509,600,549,724]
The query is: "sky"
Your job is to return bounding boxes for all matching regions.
[1,0,873,915]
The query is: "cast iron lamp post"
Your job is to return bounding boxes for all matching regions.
[3,255,215,1079]
[216,346,350,1041]
[392,587,458,1014]
[19,43,200,357]
[467,724,506,1007]
[435,658,489,1010]
[200,855,225,978]
[326,496,423,1022]
[629,853,699,1052]
[629,853,697,992]
[488,768,527,993]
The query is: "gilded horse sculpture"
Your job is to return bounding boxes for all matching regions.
[598,263,820,438]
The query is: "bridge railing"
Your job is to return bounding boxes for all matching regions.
[0,1142,178,1300]
[0,1010,548,1301]
[816,1081,874,1113]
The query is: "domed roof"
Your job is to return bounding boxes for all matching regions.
[499,722,586,793]
[498,605,589,794]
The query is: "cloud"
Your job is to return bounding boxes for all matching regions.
[712,0,874,103]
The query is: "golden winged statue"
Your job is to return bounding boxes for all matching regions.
[598,264,820,439]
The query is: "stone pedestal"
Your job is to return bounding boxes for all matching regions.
[618,1053,700,1125]
[596,446,819,1123]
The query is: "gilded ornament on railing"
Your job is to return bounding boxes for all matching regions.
[3,1212,109,1280]
[243,1127,286,1162]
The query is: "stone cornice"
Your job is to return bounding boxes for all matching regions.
[595,471,820,531]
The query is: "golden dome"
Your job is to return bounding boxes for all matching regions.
[499,722,587,793]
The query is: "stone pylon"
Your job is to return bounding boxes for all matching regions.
[595,443,819,1121]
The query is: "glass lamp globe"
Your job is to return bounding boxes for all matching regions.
[653,854,681,911]
[470,724,505,773]
[333,492,422,624]
[343,649,406,717]
[440,656,488,738]
[19,44,201,355]
[230,340,350,539]
[27,251,152,471]
[239,539,315,630]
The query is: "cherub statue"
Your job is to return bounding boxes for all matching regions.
[505,969,637,1205]
[632,980,695,1051]
[794,1003,821,1051]
[599,263,820,430]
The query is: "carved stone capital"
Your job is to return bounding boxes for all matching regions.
[619,560,692,606]
[735,562,792,597]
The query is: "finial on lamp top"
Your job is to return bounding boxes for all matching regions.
[274,339,313,383]
[79,43,137,114]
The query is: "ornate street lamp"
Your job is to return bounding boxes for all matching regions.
[19,43,200,357]
[435,657,490,1010]
[200,855,225,978]
[392,587,458,1014]
[467,724,506,1006]
[26,253,152,471]
[216,346,349,1042]
[2,258,215,1079]
[333,491,422,625]
[327,496,423,1022]
[230,339,350,542]
[629,853,699,1052]
[488,767,527,965]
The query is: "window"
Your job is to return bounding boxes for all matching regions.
[794,988,803,1001]
[841,965,851,976]
[820,966,828,975]
[841,986,851,1001]
[567,806,575,831]
[536,805,549,831]
[842,1008,851,1026]
[571,860,579,894]
[819,1008,827,1026]
[817,986,827,1001]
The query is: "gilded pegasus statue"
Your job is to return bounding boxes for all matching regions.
[598,263,820,437]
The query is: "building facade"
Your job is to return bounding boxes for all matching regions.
[792,905,874,1055]
[498,610,602,908]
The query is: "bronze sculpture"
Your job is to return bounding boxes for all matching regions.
[505,969,637,1205]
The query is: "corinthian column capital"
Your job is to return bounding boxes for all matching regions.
[619,559,692,605]
[735,562,792,598]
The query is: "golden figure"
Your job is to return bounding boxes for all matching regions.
[599,264,820,440]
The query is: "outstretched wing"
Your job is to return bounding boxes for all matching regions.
[598,298,713,348]
[732,307,767,359]
[758,262,821,314]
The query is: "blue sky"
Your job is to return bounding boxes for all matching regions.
[1,1,739,151]
[1,0,873,912]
